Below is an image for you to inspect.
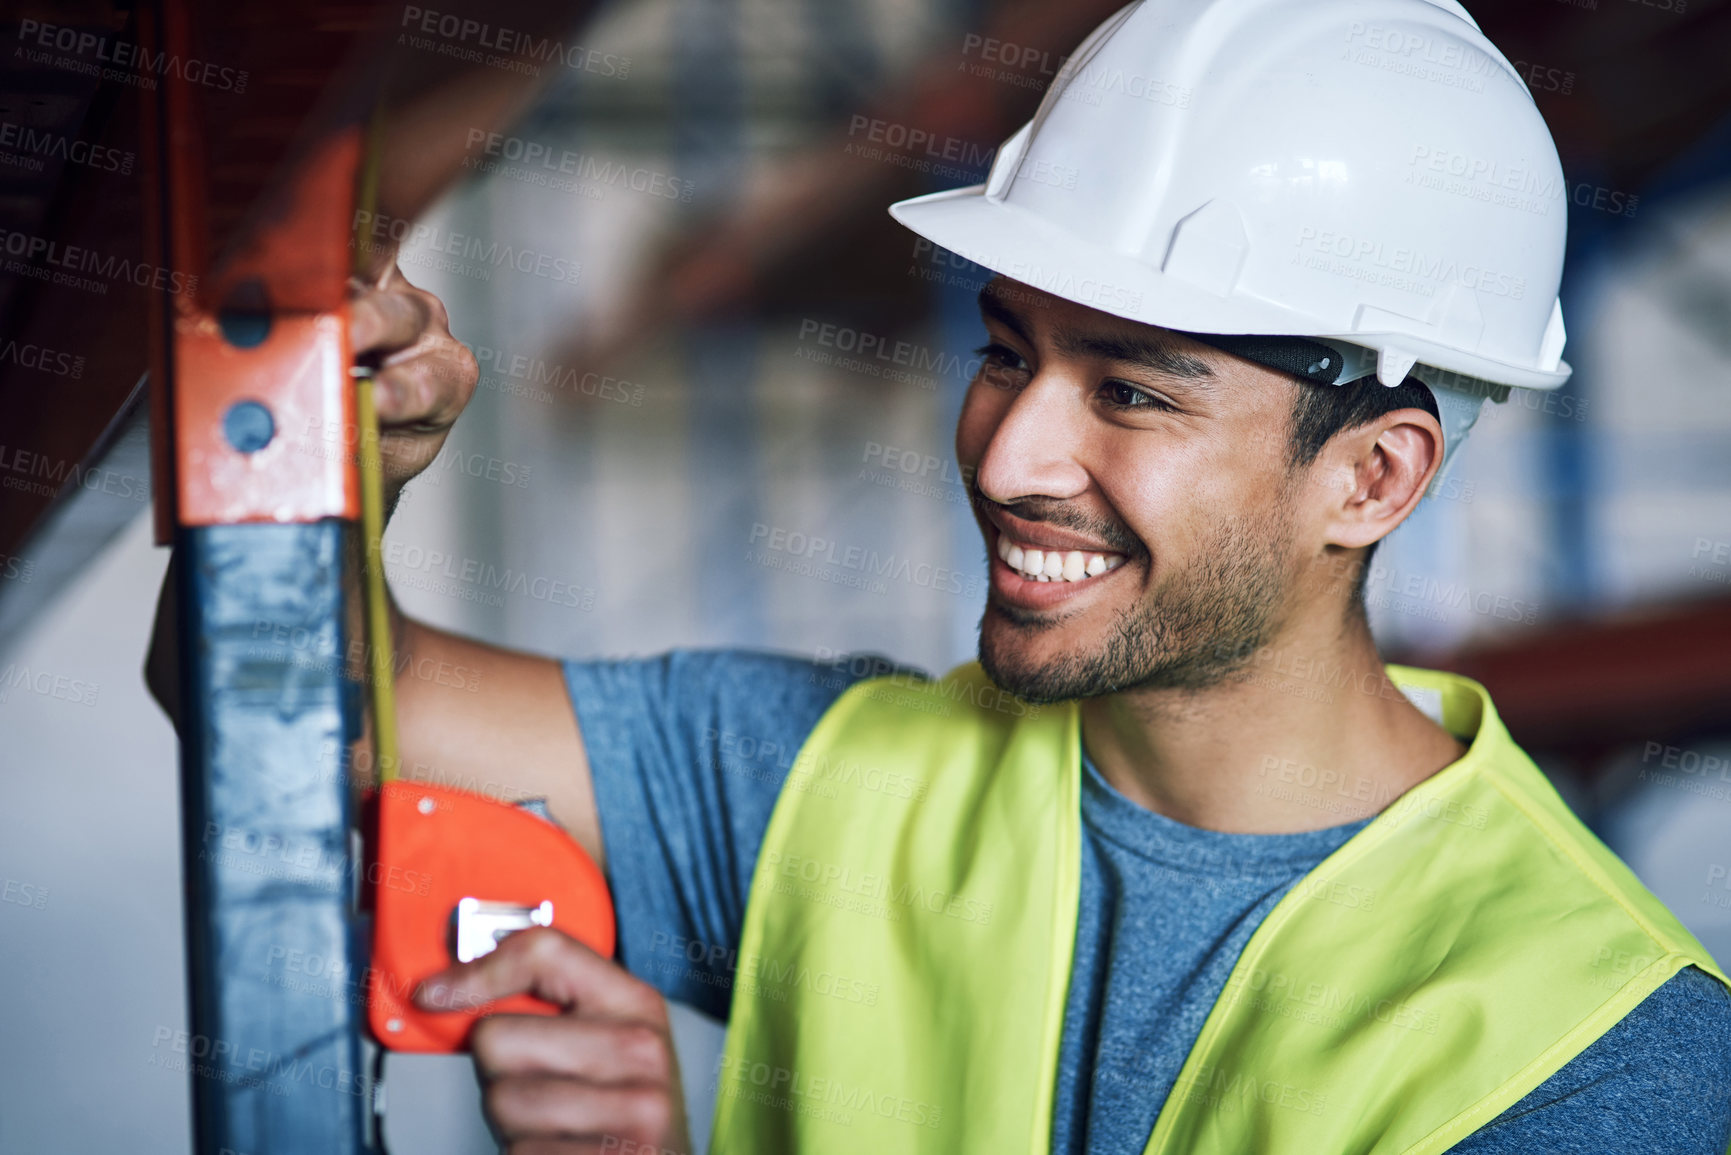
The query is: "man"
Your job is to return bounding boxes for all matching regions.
[153,0,1731,1152]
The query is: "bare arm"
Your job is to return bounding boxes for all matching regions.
[145,260,606,868]
[389,615,603,865]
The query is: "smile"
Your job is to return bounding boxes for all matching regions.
[994,530,1127,584]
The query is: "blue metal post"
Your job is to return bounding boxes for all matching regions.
[176,520,376,1155]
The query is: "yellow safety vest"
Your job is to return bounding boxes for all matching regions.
[709,663,1729,1154]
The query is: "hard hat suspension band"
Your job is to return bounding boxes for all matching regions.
[1182,333,1360,387]
[1180,332,1379,389]
[1181,331,1497,483]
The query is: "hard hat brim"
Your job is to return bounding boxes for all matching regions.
[890,185,1571,392]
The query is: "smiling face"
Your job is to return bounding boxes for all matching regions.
[960,278,1321,703]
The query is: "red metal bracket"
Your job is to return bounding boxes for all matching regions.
[142,0,360,533]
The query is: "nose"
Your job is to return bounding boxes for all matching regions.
[972,375,1091,506]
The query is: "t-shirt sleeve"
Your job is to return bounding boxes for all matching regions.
[1446,965,1731,1154]
[562,647,910,1018]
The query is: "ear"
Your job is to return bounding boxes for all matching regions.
[1311,409,1446,550]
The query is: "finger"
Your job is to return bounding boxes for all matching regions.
[416,928,661,1020]
[483,1074,676,1148]
[384,261,452,325]
[471,1015,673,1086]
[372,338,477,429]
[350,284,431,358]
[374,427,444,491]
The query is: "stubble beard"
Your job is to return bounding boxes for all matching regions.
[978,508,1295,705]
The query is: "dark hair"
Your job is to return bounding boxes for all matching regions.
[1287,375,1440,610]
[1287,373,1439,469]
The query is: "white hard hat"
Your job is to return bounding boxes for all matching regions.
[890,0,1571,473]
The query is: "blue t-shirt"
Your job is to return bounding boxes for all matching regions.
[563,649,1731,1154]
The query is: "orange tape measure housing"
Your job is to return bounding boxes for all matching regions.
[367,781,616,1053]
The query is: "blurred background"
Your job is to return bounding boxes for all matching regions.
[2,0,1730,1150]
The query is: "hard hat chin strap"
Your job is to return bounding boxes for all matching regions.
[1181,332,1502,484]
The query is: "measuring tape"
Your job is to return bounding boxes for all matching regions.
[347,110,615,1055]
[353,107,400,785]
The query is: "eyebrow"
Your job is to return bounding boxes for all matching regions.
[1052,327,1215,384]
[976,284,1215,386]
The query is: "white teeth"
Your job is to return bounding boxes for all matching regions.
[997,531,1125,585]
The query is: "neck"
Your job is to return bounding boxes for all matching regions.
[1077,612,1466,834]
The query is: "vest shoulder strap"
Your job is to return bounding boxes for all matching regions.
[711,665,1080,1155]
[1149,664,1730,1155]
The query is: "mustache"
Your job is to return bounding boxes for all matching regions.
[970,482,1144,557]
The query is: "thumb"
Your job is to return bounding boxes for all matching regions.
[413,927,654,1019]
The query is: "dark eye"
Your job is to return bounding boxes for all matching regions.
[1099,379,1174,411]
[973,342,1031,390]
